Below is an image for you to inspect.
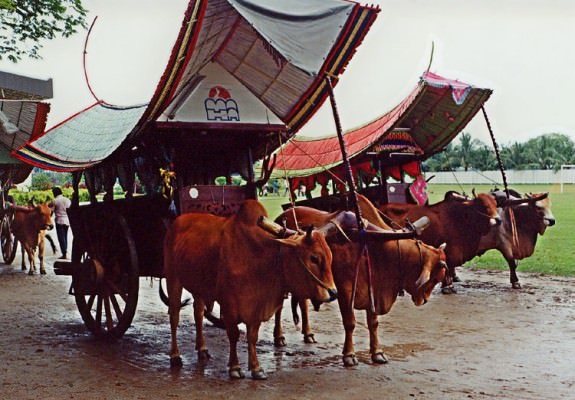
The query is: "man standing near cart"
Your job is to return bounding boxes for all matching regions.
[51,187,71,259]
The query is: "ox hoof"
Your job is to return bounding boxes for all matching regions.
[28,270,34,276]
[304,334,316,344]
[251,369,268,380]
[441,286,457,295]
[229,367,245,379]
[197,349,211,362]
[512,282,522,289]
[343,354,359,367]
[452,275,462,283]
[274,336,286,347]
[372,352,388,364]
[170,356,183,369]
[40,269,46,275]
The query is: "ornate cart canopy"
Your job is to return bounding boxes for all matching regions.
[1,71,52,183]
[14,0,379,173]
[273,71,493,178]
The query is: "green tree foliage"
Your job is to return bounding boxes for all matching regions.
[424,132,575,172]
[31,171,53,190]
[524,133,575,171]
[0,0,87,62]
[501,142,530,170]
[455,132,481,171]
[422,143,459,172]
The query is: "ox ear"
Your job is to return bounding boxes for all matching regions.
[439,242,447,250]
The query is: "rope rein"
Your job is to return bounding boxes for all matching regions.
[482,106,510,197]
[277,131,300,231]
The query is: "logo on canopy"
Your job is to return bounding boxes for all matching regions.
[204,86,240,122]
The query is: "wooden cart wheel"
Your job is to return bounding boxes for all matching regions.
[1,213,18,264]
[72,212,139,338]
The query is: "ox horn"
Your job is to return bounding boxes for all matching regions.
[358,216,430,241]
[528,192,549,202]
[445,191,468,202]
[415,266,431,290]
[257,216,297,238]
[406,216,430,236]
[501,192,548,207]
[305,225,314,245]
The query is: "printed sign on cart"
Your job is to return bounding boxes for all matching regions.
[204,86,240,122]
[165,63,282,124]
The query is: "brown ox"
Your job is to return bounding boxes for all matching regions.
[275,194,447,367]
[11,203,54,275]
[380,191,500,293]
[476,190,555,289]
[163,200,336,380]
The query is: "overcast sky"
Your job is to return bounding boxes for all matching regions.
[1,0,574,146]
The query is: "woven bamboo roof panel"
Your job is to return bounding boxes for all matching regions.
[14,0,379,172]
[274,71,493,177]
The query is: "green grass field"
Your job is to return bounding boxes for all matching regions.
[260,183,575,277]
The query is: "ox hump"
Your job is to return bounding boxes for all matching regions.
[234,200,269,225]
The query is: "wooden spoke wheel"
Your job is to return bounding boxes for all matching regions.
[1,213,18,264]
[72,212,139,338]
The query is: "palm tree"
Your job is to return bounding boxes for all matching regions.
[455,132,478,171]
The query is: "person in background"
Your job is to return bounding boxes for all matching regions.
[51,187,71,259]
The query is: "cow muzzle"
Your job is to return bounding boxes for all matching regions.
[545,218,556,227]
[490,217,502,226]
[45,224,54,230]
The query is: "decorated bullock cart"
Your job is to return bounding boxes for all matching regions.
[273,71,495,211]
[0,71,52,263]
[12,0,380,338]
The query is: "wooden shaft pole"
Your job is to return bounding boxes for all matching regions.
[325,75,374,313]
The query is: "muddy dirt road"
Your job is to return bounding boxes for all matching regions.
[1,254,574,400]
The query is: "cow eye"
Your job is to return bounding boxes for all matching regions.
[310,254,320,264]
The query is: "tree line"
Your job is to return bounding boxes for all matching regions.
[423,132,575,172]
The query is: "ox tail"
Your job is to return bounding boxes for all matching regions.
[291,296,300,326]
[204,305,226,329]
[45,234,57,254]
[158,278,226,329]
[158,278,192,309]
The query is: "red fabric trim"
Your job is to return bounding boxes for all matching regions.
[160,1,208,116]
[286,5,379,128]
[402,161,420,178]
[10,152,84,172]
[321,5,359,79]
[136,0,205,126]
[30,102,50,141]
[20,142,91,165]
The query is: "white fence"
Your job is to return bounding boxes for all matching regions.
[427,169,574,185]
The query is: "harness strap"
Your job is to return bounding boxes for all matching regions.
[350,237,375,313]
[295,254,333,292]
[508,207,519,250]
[329,218,352,243]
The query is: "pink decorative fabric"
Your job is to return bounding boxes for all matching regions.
[409,175,428,206]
